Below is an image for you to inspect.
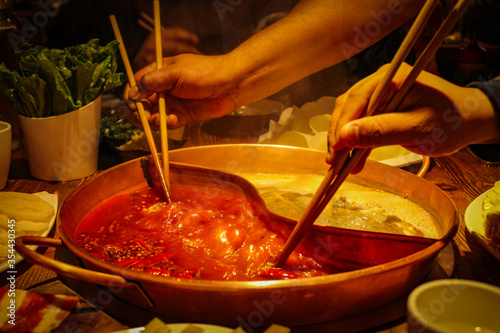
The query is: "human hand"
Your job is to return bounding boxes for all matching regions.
[125,53,240,129]
[133,27,200,71]
[327,63,499,172]
[126,99,161,131]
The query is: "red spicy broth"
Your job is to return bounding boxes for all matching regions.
[75,184,355,281]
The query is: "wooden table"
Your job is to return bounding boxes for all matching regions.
[2,121,500,332]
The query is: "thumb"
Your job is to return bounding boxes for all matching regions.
[338,113,417,149]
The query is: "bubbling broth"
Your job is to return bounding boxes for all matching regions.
[76,185,344,281]
[240,173,440,239]
[75,174,438,281]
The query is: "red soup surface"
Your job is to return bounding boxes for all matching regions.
[75,183,362,281]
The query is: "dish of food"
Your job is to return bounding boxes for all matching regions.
[0,39,122,118]
[75,173,436,281]
[464,190,500,261]
[257,96,422,167]
[0,191,57,272]
[0,287,79,332]
[159,323,288,333]
[160,323,231,333]
[240,173,440,238]
[76,185,345,281]
[115,322,288,333]
[42,150,456,327]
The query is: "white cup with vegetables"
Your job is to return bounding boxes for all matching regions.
[0,39,124,181]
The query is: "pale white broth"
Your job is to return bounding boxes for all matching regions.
[240,173,440,239]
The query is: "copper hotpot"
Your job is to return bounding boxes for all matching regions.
[16,145,457,331]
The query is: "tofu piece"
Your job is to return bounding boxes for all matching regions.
[485,208,500,248]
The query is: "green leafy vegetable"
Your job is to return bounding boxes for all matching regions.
[0,39,124,117]
[101,116,143,141]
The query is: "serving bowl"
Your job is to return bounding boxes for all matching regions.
[16,144,457,330]
[407,279,500,333]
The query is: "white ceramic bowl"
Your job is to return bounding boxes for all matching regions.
[407,279,500,333]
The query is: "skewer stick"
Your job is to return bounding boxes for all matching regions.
[109,15,171,203]
[154,0,170,189]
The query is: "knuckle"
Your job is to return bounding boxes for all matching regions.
[358,119,385,146]
[141,75,159,91]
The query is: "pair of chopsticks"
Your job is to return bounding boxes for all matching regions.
[275,0,472,267]
[138,11,161,34]
[109,0,171,203]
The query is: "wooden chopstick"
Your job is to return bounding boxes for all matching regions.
[109,15,172,203]
[140,11,155,28]
[138,11,166,34]
[365,0,439,115]
[153,0,171,189]
[274,0,471,268]
[385,0,473,112]
[138,18,154,33]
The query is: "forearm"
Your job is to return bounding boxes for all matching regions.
[456,81,500,162]
[463,80,500,145]
[227,0,424,107]
[462,89,500,145]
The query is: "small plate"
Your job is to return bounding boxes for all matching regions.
[114,323,233,333]
[464,190,500,261]
[166,323,232,333]
[0,191,58,272]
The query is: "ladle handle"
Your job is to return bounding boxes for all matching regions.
[15,236,128,288]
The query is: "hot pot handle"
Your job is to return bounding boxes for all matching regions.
[417,156,431,178]
[15,236,128,288]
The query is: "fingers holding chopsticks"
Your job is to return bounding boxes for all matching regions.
[326,61,496,165]
[124,53,239,129]
[127,98,161,131]
[327,65,399,158]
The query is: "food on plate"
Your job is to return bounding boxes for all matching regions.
[143,317,172,333]
[76,179,435,281]
[101,115,166,153]
[0,192,55,222]
[101,116,143,141]
[141,318,290,332]
[231,324,290,333]
[262,324,291,333]
[0,192,56,261]
[0,287,79,332]
[116,130,161,152]
[485,213,500,249]
[180,324,205,333]
[482,181,500,249]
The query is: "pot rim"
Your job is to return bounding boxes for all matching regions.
[61,232,450,290]
[57,145,458,290]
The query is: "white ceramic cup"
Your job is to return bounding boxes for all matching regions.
[18,96,102,181]
[407,279,500,333]
[0,121,12,189]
